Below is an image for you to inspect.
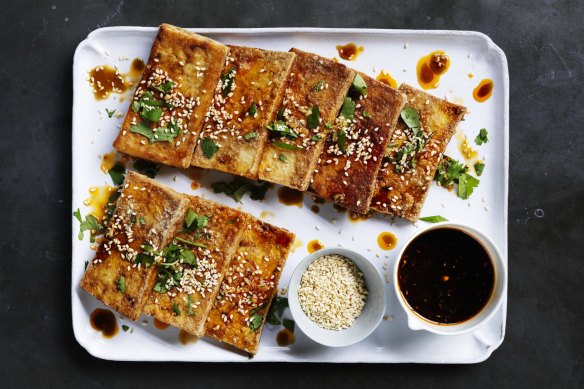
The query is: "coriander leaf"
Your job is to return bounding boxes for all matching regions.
[201,137,219,159]
[187,295,195,316]
[267,121,297,139]
[73,209,82,223]
[135,252,155,266]
[272,141,303,151]
[184,208,197,229]
[314,80,325,91]
[339,97,356,120]
[140,107,163,122]
[77,213,104,242]
[310,135,322,142]
[131,215,137,224]
[84,260,89,270]
[133,159,159,178]
[434,155,468,187]
[400,106,421,130]
[306,106,320,129]
[475,162,485,176]
[249,314,263,331]
[249,182,270,201]
[184,208,208,230]
[180,249,197,267]
[363,111,372,119]
[232,184,252,202]
[419,215,448,223]
[122,325,130,332]
[351,74,367,95]
[243,132,257,140]
[108,162,125,186]
[211,178,269,202]
[248,103,257,116]
[117,276,126,294]
[140,216,145,225]
[277,108,285,121]
[266,296,288,325]
[221,67,236,97]
[152,81,174,94]
[283,318,295,333]
[172,301,181,316]
[131,100,141,113]
[139,91,166,108]
[278,153,288,162]
[475,128,489,145]
[458,173,480,200]
[129,121,153,139]
[105,108,116,118]
[337,128,347,153]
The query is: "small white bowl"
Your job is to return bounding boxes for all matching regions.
[393,222,507,336]
[288,247,387,347]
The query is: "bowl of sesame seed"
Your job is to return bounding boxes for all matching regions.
[288,248,387,347]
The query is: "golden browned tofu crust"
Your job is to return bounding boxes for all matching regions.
[80,171,188,320]
[310,73,407,214]
[371,84,467,221]
[191,46,295,179]
[142,195,248,336]
[113,24,229,168]
[258,48,355,190]
[205,218,294,354]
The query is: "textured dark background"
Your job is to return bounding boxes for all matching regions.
[1,0,583,388]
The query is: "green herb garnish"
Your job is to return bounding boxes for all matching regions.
[419,215,448,223]
[221,67,236,97]
[266,297,288,325]
[187,295,195,316]
[337,128,347,153]
[314,80,325,91]
[201,137,219,159]
[172,301,181,316]
[243,132,257,140]
[105,108,116,118]
[122,325,130,332]
[278,153,288,162]
[108,162,125,186]
[249,302,267,331]
[283,318,295,333]
[458,173,480,200]
[117,276,126,294]
[306,106,320,129]
[474,128,489,145]
[133,159,159,178]
[390,107,427,173]
[140,107,163,123]
[74,209,104,242]
[351,74,367,95]
[363,111,372,119]
[400,106,421,131]
[435,156,468,187]
[184,208,208,230]
[130,120,181,143]
[139,216,145,225]
[153,81,174,94]
[339,97,356,120]
[211,178,270,202]
[311,135,322,142]
[248,103,257,116]
[267,121,298,139]
[175,236,207,248]
[475,162,485,176]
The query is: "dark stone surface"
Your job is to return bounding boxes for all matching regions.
[1,0,583,387]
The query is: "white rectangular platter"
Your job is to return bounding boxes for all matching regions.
[72,27,509,363]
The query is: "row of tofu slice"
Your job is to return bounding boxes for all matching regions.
[114,24,467,221]
[80,171,295,355]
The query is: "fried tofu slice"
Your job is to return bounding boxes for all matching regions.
[310,73,407,214]
[142,195,248,337]
[113,24,229,168]
[206,218,294,355]
[191,46,295,179]
[80,171,188,320]
[258,48,355,191]
[371,84,467,221]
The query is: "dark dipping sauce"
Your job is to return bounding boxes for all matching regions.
[398,228,495,324]
[90,308,118,338]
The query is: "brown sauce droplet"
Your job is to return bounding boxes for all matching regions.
[416,51,450,89]
[348,211,372,223]
[178,329,198,345]
[260,210,275,219]
[332,203,347,213]
[87,185,116,220]
[307,239,324,253]
[90,308,118,338]
[473,79,494,103]
[398,227,495,324]
[290,239,303,253]
[87,58,145,100]
[310,205,320,214]
[100,151,118,174]
[376,70,398,89]
[153,318,170,330]
[277,187,303,207]
[276,328,296,346]
[336,43,364,61]
[468,73,474,79]
[377,231,398,250]
[188,168,203,191]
